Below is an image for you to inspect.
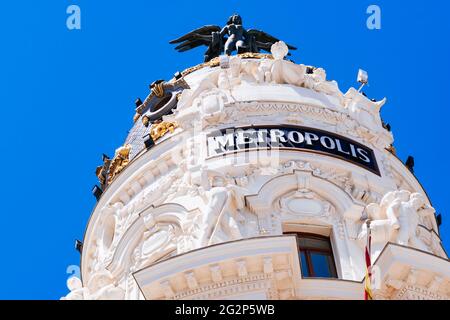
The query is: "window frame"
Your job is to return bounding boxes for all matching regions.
[288,232,338,279]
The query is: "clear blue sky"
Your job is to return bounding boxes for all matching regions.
[0,0,449,300]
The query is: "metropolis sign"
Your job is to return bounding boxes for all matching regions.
[207,125,380,176]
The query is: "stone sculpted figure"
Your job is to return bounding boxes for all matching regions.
[87,269,125,300]
[396,193,435,250]
[197,171,248,246]
[61,270,125,300]
[170,14,296,62]
[359,190,435,252]
[60,277,90,300]
[269,41,306,86]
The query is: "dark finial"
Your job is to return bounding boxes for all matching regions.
[405,156,415,173]
[102,153,110,162]
[306,66,315,74]
[75,240,83,254]
[150,79,165,89]
[174,71,182,80]
[135,98,143,108]
[385,123,391,132]
[382,121,391,132]
[143,133,155,150]
[436,214,442,227]
[92,185,103,201]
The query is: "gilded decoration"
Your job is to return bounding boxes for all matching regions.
[150,121,178,141]
[108,144,132,183]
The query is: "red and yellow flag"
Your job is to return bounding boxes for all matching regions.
[364,221,373,300]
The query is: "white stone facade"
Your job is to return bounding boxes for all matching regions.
[63,42,449,300]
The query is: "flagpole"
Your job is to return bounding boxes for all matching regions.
[364,220,373,300]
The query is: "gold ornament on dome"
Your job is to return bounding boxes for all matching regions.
[108,144,132,183]
[150,121,178,142]
[151,82,165,98]
[237,52,273,60]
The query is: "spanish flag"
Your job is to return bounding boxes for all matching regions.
[364,220,373,300]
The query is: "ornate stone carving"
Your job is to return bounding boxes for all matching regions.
[196,171,249,246]
[72,16,449,300]
[280,190,333,219]
[171,46,393,153]
[268,41,305,87]
[278,188,345,240]
[224,101,383,145]
[61,277,90,300]
[62,270,125,300]
[134,224,178,270]
[378,267,450,300]
[173,273,274,300]
[396,285,446,300]
[281,160,354,196]
[185,271,199,290]
[359,190,435,252]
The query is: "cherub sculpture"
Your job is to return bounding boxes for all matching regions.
[170,14,296,62]
[359,190,435,252]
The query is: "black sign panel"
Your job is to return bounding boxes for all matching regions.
[207,125,380,176]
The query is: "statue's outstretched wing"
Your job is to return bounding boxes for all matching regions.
[246,29,297,53]
[170,25,222,52]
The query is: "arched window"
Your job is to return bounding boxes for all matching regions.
[287,233,338,279]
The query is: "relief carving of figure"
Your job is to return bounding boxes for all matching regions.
[359,190,435,252]
[196,171,248,246]
[218,56,242,89]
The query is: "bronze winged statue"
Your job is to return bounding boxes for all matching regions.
[170,14,297,62]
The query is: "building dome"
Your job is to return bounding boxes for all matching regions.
[64,41,449,300]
